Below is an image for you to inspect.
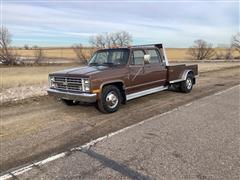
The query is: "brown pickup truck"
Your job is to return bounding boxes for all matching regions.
[48,44,198,113]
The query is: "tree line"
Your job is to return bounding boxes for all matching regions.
[0,26,239,65]
[188,36,240,60]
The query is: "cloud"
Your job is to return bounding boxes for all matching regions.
[2,1,239,47]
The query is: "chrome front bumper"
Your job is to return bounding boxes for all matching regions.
[47,88,97,103]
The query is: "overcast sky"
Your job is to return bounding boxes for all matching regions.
[2,0,239,47]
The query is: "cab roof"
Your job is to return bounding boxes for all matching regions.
[97,44,163,51]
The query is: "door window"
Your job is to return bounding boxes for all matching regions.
[132,50,145,65]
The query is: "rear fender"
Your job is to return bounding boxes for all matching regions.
[182,70,196,84]
[182,70,193,80]
[169,70,194,84]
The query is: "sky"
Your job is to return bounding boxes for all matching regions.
[1,0,239,47]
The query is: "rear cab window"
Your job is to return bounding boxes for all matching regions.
[146,48,162,63]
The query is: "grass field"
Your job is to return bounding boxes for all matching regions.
[15,48,240,61]
[1,64,76,89]
[1,62,240,90]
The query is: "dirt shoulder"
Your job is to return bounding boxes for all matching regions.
[1,67,240,173]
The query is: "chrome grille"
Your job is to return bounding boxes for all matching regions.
[53,77,83,92]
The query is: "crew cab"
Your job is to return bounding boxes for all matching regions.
[48,44,198,113]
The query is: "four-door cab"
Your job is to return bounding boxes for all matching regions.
[48,44,198,113]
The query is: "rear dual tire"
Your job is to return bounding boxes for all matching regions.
[180,74,194,93]
[171,73,194,93]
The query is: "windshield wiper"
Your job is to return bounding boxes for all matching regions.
[89,62,99,66]
[102,62,114,66]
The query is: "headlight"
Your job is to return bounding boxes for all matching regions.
[49,76,56,88]
[83,79,90,84]
[82,78,90,92]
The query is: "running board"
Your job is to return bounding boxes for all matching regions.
[126,86,169,101]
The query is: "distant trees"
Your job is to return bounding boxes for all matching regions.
[89,31,132,48]
[72,44,95,64]
[33,45,38,49]
[0,26,17,65]
[188,39,215,60]
[231,33,240,53]
[224,48,233,59]
[24,44,29,50]
[34,48,45,64]
[215,46,233,60]
[72,31,132,64]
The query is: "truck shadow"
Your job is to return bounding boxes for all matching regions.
[81,148,151,180]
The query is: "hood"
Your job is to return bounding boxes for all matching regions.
[51,66,108,77]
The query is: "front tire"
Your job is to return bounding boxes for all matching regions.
[98,85,121,113]
[180,74,194,93]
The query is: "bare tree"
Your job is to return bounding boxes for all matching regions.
[72,44,95,64]
[89,31,132,49]
[33,45,38,49]
[89,34,107,48]
[188,39,215,60]
[0,26,17,65]
[225,48,233,59]
[231,33,240,53]
[115,31,132,47]
[34,48,44,64]
[24,44,29,50]
[109,32,118,47]
[215,47,233,60]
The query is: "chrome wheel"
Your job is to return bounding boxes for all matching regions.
[186,77,192,90]
[106,91,119,109]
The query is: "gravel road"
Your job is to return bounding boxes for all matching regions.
[0,67,239,174]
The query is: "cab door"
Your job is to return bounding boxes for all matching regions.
[127,49,149,94]
[143,48,167,87]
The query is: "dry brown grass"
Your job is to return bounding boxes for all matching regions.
[186,62,240,72]
[166,48,189,60]
[16,48,77,59]
[166,48,239,60]
[1,64,76,89]
[1,62,240,90]
[16,48,94,60]
[15,48,240,61]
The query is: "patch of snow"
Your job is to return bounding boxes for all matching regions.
[0,85,48,103]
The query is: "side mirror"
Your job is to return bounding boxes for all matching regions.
[144,54,151,64]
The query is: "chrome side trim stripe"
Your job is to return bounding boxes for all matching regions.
[169,74,198,84]
[126,79,166,90]
[169,79,184,84]
[126,86,168,101]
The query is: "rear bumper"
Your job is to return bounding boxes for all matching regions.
[47,88,97,103]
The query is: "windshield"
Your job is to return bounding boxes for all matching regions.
[88,49,129,66]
